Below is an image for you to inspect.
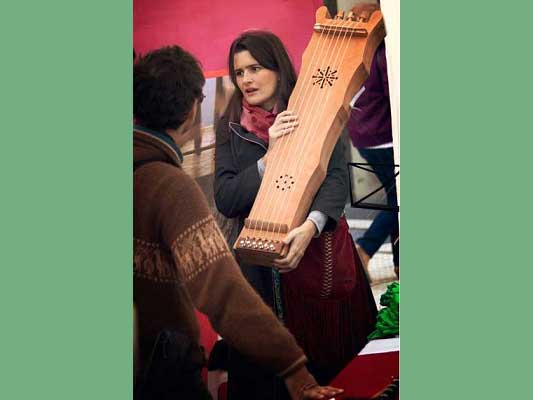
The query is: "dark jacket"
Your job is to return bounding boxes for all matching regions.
[214,118,349,232]
[347,42,392,148]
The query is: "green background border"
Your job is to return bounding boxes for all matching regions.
[1,1,532,399]
[402,2,533,399]
[1,1,132,398]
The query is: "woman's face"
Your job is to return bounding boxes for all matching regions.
[233,50,279,111]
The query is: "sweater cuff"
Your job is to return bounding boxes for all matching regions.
[277,355,308,378]
[257,158,266,179]
[307,211,327,237]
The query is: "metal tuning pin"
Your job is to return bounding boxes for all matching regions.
[334,11,344,20]
[236,237,282,252]
[354,9,372,23]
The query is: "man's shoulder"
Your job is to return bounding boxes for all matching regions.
[134,161,204,204]
[135,161,192,184]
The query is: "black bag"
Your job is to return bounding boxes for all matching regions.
[134,330,211,400]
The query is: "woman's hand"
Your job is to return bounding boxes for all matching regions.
[274,220,316,273]
[284,367,343,400]
[263,110,298,166]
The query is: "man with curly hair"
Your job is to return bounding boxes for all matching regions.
[133,45,342,400]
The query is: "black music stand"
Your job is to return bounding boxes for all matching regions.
[347,162,399,212]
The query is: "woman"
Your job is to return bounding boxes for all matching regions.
[214,31,377,399]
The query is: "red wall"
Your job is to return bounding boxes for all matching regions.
[133,0,323,77]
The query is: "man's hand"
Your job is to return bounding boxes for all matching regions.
[274,220,316,273]
[300,385,344,400]
[285,367,343,400]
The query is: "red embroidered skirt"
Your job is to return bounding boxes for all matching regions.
[282,217,377,373]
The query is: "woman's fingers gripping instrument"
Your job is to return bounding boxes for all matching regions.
[269,110,299,143]
[263,111,299,166]
[274,220,316,273]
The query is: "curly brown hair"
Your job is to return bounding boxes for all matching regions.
[134,46,205,131]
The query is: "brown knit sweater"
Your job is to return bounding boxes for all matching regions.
[133,129,307,378]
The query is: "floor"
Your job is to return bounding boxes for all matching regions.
[346,206,398,309]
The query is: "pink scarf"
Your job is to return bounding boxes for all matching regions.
[240,100,277,144]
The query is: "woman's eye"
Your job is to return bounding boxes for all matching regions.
[235,71,243,77]
[252,66,262,72]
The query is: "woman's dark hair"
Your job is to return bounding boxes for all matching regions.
[134,45,205,131]
[224,31,297,123]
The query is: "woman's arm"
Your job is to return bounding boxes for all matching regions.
[213,118,263,218]
[309,138,349,230]
[214,112,300,218]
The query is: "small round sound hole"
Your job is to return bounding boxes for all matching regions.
[275,174,294,191]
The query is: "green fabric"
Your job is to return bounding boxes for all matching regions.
[368,282,399,340]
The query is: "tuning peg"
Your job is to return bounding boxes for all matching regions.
[335,11,345,20]
[355,10,372,22]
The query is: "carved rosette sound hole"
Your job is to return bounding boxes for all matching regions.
[238,236,280,252]
[312,66,338,88]
[275,174,295,191]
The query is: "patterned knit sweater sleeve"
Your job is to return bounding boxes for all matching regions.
[158,166,307,377]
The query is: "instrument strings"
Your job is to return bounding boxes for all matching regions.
[248,15,339,236]
[257,16,345,238]
[244,12,370,258]
[280,17,360,234]
[269,15,356,240]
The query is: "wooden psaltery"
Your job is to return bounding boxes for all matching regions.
[234,6,385,266]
